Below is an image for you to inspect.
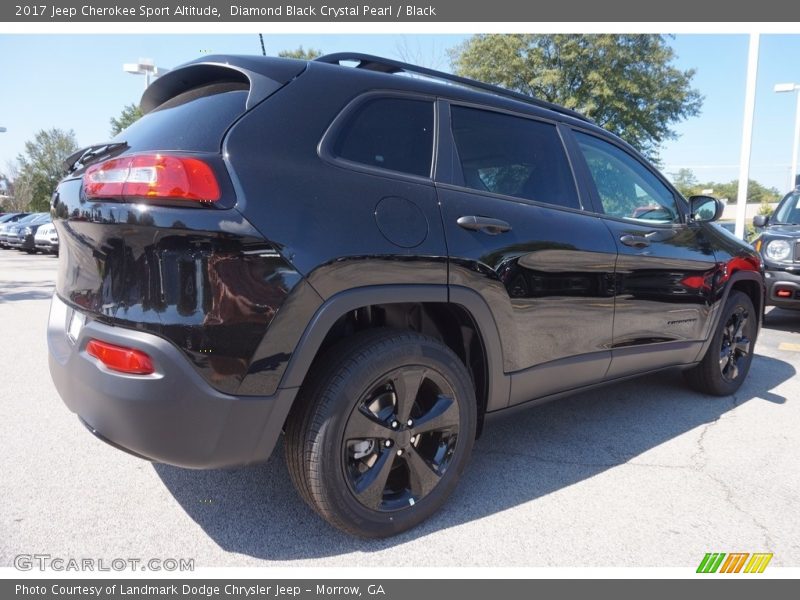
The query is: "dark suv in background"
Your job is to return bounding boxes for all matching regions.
[48,53,764,538]
[753,188,800,309]
[7,212,51,253]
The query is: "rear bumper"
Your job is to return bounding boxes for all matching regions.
[764,268,800,309]
[47,294,298,468]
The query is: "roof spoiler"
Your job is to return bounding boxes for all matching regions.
[140,55,307,114]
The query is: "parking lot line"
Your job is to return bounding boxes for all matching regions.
[778,342,800,352]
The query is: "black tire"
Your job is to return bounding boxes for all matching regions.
[285,329,477,538]
[684,291,757,396]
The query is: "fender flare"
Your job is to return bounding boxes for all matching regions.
[277,284,511,412]
[694,269,765,362]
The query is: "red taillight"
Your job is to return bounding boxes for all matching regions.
[86,339,155,375]
[84,154,220,202]
[776,289,793,298]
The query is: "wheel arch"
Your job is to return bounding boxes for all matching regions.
[278,285,511,434]
[694,269,765,362]
[728,273,764,322]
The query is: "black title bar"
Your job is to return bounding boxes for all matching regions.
[4,0,800,22]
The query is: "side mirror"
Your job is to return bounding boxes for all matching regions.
[753,214,768,228]
[689,195,724,222]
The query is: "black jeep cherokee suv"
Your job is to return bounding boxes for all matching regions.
[753,188,800,308]
[48,53,764,538]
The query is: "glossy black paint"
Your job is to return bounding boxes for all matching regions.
[52,177,302,396]
[223,67,449,300]
[440,186,617,375]
[48,54,765,471]
[599,220,720,377]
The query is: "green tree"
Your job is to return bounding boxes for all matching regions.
[758,198,775,217]
[110,103,143,136]
[14,128,78,211]
[278,46,322,60]
[669,168,702,197]
[449,34,702,160]
[697,180,780,204]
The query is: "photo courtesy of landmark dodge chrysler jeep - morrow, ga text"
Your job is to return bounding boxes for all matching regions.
[47,53,765,537]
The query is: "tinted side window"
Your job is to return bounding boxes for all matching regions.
[333,97,434,177]
[450,106,580,210]
[575,131,679,223]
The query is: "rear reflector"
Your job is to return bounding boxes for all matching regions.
[84,154,220,202]
[86,339,155,375]
[776,289,793,298]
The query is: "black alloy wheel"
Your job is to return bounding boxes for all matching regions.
[343,367,460,512]
[718,305,751,382]
[685,290,757,396]
[285,329,476,538]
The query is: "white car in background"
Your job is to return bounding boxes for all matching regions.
[34,222,59,254]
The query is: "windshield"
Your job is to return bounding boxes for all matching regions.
[15,213,41,225]
[772,192,800,224]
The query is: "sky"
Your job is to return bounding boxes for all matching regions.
[1,33,799,192]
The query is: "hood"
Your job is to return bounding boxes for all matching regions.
[764,224,800,235]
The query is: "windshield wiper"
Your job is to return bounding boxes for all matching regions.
[63,142,128,173]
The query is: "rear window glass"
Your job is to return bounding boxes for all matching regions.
[332,97,434,178]
[112,83,248,152]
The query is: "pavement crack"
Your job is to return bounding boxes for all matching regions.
[704,470,775,550]
[689,394,774,550]
[690,394,739,469]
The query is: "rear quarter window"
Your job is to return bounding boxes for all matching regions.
[330,97,434,178]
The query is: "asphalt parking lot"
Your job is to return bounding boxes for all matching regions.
[1,249,799,569]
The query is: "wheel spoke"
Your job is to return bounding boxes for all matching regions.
[353,449,396,510]
[733,312,748,340]
[391,367,426,423]
[728,360,739,380]
[719,350,729,370]
[411,395,459,435]
[734,337,751,356]
[346,407,391,441]
[405,446,442,500]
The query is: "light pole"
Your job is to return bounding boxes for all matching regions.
[775,82,800,190]
[123,58,170,89]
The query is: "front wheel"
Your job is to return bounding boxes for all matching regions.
[684,291,757,396]
[285,329,476,538]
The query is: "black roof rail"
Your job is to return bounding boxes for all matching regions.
[314,52,592,124]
